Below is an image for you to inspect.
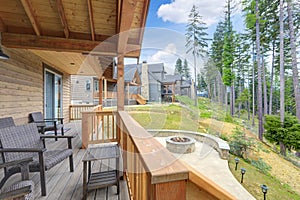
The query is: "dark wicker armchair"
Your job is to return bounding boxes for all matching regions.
[0,117,15,129]
[28,112,64,141]
[0,123,74,196]
[0,158,34,200]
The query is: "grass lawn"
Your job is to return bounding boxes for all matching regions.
[128,98,300,199]
[228,156,300,200]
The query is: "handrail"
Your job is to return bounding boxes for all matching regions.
[118,111,188,200]
[81,107,116,149]
[69,105,95,120]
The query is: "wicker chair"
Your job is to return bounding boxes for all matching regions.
[0,123,74,196]
[0,117,15,129]
[28,112,64,141]
[0,158,34,200]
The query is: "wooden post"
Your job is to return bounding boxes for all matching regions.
[99,78,103,106]
[104,78,107,100]
[117,55,124,111]
[172,83,175,103]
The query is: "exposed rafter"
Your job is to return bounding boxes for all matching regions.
[138,0,150,45]
[117,0,138,54]
[87,0,95,41]
[56,0,69,38]
[0,17,7,32]
[20,0,41,36]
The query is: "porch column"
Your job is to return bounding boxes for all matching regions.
[104,78,107,100]
[99,78,103,105]
[172,83,175,103]
[117,55,124,111]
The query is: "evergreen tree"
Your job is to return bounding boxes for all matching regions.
[174,58,183,75]
[186,5,209,105]
[183,59,190,79]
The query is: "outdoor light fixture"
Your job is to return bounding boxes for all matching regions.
[240,168,246,183]
[261,184,268,200]
[0,49,9,60]
[0,33,9,60]
[235,157,240,171]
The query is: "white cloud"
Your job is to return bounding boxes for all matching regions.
[157,0,231,26]
[148,43,178,73]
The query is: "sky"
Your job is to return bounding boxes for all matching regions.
[125,0,245,75]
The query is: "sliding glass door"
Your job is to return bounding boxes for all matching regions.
[44,69,62,119]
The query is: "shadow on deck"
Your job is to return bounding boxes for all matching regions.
[1,121,129,200]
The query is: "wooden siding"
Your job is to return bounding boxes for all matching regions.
[0,46,71,124]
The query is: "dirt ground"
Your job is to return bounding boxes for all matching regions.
[200,118,300,195]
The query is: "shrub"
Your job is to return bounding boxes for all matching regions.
[229,127,254,158]
[251,158,272,174]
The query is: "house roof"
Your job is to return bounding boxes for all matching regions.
[0,0,150,76]
[124,66,140,84]
[162,74,182,84]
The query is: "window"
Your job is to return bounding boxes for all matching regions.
[86,80,91,91]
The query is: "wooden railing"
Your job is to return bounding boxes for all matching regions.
[118,111,189,200]
[69,105,95,120]
[118,111,236,200]
[81,108,116,149]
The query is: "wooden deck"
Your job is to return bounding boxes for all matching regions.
[2,121,129,200]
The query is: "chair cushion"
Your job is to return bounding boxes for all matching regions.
[29,149,73,171]
[0,180,34,200]
[0,117,15,129]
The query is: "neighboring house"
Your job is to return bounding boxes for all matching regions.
[71,76,99,105]
[125,62,166,103]
[125,62,193,103]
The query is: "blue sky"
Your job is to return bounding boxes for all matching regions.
[126,0,244,74]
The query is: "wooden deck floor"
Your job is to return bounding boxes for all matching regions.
[2,121,129,200]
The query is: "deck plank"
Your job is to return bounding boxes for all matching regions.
[0,121,129,200]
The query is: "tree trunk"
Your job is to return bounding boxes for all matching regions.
[232,83,235,116]
[262,53,268,115]
[238,79,242,118]
[287,0,300,121]
[252,44,256,127]
[269,41,275,115]
[279,0,285,126]
[256,0,263,140]
[279,141,286,156]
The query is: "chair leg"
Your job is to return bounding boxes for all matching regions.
[54,129,58,141]
[61,127,64,136]
[69,155,74,172]
[39,152,47,196]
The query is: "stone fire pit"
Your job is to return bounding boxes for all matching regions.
[166,136,196,154]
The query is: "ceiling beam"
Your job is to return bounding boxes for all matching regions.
[117,0,138,54]
[87,0,95,41]
[0,17,7,32]
[20,0,41,36]
[1,32,140,57]
[56,0,70,38]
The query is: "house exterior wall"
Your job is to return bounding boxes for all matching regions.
[0,47,71,124]
[71,75,96,105]
[149,72,162,102]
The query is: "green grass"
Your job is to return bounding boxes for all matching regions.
[129,104,200,131]
[229,156,300,200]
[128,98,300,199]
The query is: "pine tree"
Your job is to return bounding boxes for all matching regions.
[185,5,208,105]
[183,59,190,79]
[174,58,183,75]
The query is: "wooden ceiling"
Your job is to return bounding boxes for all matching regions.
[0,0,150,76]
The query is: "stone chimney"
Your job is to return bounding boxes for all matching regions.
[141,61,149,100]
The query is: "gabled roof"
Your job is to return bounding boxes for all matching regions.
[162,74,182,84]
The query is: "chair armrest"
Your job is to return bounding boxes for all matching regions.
[0,158,33,169]
[40,135,74,139]
[40,135,74,149]
[0,185,33,199]
[0,148,47,153]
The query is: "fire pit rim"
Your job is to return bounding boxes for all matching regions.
[165,136,196,145]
